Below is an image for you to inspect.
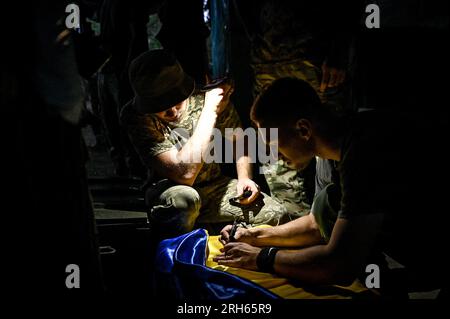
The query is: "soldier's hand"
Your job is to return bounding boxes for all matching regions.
[204,82,233,115]
[236,178,260,205]
[213,242,261,271]
[216,82,234,113]
[204,87,225,114]
[219,224,254,245]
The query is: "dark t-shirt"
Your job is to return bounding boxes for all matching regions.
[336,110,448,275]
[315,158,338,196]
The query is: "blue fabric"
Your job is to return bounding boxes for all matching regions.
[155,229,278,300]
[210,0,230,78]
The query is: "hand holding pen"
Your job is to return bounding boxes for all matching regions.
[218,221,252,246]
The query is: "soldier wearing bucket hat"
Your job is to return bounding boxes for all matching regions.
[129,49,196,114]
[121,49,294,239]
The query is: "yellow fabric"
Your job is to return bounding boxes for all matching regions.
[206,232,372,299]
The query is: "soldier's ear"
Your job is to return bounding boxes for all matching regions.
[295,119,312,140]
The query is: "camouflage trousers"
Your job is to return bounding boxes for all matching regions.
[252,57,345,217]
[262,159,311,216]
[145,176,297,238]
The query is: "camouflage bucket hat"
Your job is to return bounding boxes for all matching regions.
[129,49,195,114]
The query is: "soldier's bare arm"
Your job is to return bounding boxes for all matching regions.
[216,213,383,286]
[220,212,323,247]
[151,87,230,186]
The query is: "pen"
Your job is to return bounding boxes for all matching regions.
[229,220,239,242]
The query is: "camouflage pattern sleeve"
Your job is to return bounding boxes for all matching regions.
[121,103,175,168]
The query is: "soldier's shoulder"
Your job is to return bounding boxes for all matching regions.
[190,92,205,108]
[120,99,157,128]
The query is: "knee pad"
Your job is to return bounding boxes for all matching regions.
[150,185,201,238]
[163,185,201,217]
